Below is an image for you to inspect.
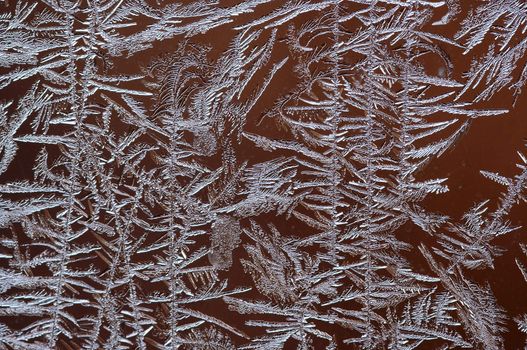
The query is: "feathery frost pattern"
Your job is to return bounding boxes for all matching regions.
[0,0,526,349]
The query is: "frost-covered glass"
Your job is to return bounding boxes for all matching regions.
[1,1,527,349]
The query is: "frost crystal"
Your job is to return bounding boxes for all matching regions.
[1,1,526,349]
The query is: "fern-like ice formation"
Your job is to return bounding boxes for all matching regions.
[0,0,526,349]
